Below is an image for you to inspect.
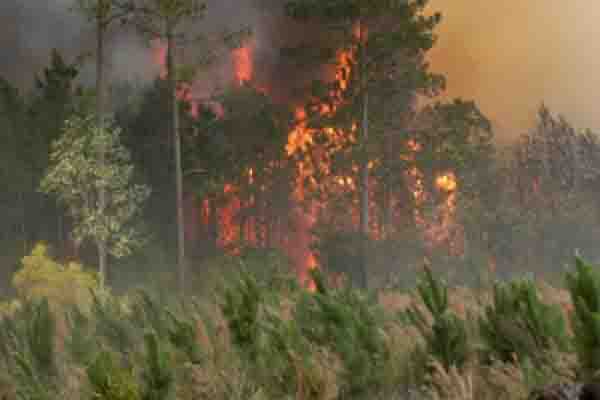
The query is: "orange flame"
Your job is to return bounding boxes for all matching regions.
[436,172,458,192]
[406,142,462,254]
[284,45,360,290]
[233,44,254,85]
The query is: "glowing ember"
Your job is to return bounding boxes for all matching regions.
[436,172,458,192]
[233,44,254,85]
[405,140,462,254]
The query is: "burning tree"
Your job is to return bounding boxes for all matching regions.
[283,0,446,287]
[188,84,298,253]
[122,0,249,291]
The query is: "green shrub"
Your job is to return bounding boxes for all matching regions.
[0,299,57,400]
[12,243,97,309]
[295,269,390,397]
[64,305,95,364]
[566,257,600,378]
[479,277,569,365]
[165,309,203,364]
[407,266,469,373]
[140,332,174,400]
[87,350,139,400]
[90,291,137,356]
[220,269,263,359]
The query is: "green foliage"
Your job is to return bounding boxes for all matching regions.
[40,114,151,260]
[64,305,95,364]
[87,351,140,400]
[165,310,202,364]
[407,267,469,372]
[140,332,174,400]
[21,300,56,378]
[90,291,137,355]
[297,270,390,396]
[479,277,569,365]
[0,300,22,319]
[13,243,98,309]
[565,257,600,377]
[129,291,170,339]
[221,269,263,358]
[0,299,57,400]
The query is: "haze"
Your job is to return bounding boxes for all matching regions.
[429,0,600,139]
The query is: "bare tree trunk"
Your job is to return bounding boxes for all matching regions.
[167,26,187,292]
[96,16,108,289]
[382,181,393,238]
[358,92,369,290]
[208,199,218,251]
[357,20,369,290]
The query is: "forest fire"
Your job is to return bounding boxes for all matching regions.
[406,139,461,253]
[152,31,463,288]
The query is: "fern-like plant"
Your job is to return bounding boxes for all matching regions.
[479,277,569,365]
[87,350,139,400]
[165,310,203,364]
[140,332,174,400]
[295,269,390,397]
[0,299,58,400]
[90,291,136,356]
[220,269,262,358]
[64,305,95,364]
[565,257,600,377]
[406,266,469,372]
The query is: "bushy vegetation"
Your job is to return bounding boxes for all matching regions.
[12,243,98,308]
[478,277,569,366]
[3,245,600,399]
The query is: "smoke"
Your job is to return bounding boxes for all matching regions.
[428,0,600,139]
[3,0,598,140]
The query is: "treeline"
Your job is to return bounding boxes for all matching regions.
[2,0,600,294]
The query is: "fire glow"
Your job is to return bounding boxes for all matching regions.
[232,44,253,85]
[153,32,463,288]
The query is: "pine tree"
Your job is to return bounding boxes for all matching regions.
[285,0,443,288]
[122,0,248,291]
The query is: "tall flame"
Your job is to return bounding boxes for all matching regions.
[151,29,464,289]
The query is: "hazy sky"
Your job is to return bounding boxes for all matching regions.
[428,0,600,139]
[2,1,599,140]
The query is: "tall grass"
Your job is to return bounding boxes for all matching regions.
[1,256,600,399]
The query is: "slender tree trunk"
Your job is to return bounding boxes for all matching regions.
[167,25,187,292]
[357,21,369,290]
[20,191,28,257]
[381,129,394,238]
[382,180,393,238]
[358,92,369,290]
[96,17,108,289]
[207,198,218,252]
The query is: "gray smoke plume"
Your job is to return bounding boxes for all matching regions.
[3,0,599,139]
